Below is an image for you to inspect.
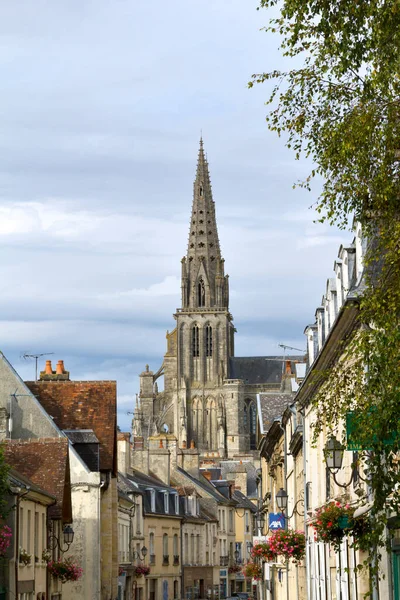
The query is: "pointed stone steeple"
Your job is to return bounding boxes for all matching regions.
[181,139,229,309]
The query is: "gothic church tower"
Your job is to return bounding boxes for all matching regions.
[136,139,263,462]
[175,139,235,453]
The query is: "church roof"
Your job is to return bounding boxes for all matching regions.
[229,356,304,385]
[186,138,221,264]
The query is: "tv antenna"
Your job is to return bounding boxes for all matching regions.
[278,344,305,353]
[22,352,54,382]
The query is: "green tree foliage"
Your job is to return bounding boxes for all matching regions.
[252,0,400,589]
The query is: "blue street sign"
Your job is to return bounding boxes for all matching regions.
[268,513,285,530]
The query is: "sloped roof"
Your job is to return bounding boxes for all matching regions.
[219,461,258,499]
[229,356,303,384]
[259,393,294,432]
[5,438,72,522]
[232,489,257,512]
[26,380,117,475]
[9,468,56,501]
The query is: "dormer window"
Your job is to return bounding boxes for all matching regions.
[174,494,179,515]
[164,492,169,514]
[147,489,155,512]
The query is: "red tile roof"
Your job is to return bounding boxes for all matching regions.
[26,380,117,475]
[4,438,72,522]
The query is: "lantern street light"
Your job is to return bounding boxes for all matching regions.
[275,488,304,518]
[324,436,345,472]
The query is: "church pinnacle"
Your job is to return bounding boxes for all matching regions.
[180,139,229,310]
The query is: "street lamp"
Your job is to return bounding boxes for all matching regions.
[324,436,369,488]
[324,436,345,472]
[132,546,148,561]
[275,488,304,518]
[276,488,288,511]
[48,523,75,552]
[256,511,265,531]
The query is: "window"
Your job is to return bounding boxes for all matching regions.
[164,492,169,514]
[163,533,169,564]
[147,489,155,512]
[174,494,179,515]
[34,512,39,559]
[185,533,189,564]
[27,510,31,554]
[173,533,179,558]
[229,510,234,532]
[19,507,23,548]
[190,534,195,564]
[206,325,212,356]
[192,326,200,357]
[250,404,256,434]
[149,532,155,554]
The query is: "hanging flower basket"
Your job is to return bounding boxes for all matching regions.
[313,502,354,550]
[228,564,242,574]
[48,557,83,583]
[242,561,262,580]
[251,542,277,563]
[134,565,150,578]
[268,529,306,563]
[0,524,12,556]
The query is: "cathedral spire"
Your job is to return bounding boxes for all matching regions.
[181,139,229,310]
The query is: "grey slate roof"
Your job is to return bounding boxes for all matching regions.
[259,393,294,432]
[232,489,257,512]
[64,429,99,443]
[219,461,258,499]
[229,356,304,384]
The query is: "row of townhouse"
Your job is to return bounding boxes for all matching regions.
[256,224,399,600]
[117,432,257,600]
[0,356,119,600]
[0,352,258,600]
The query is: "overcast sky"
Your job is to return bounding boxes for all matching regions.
[0,0,350,432]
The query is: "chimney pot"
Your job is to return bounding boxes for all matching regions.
[285,360,292,375]
[56,360,63,375]
[45,360,52,375]
[182,441,187,449]
[190,439,195,449]
[59,360,65,373]
[159,439,163,449]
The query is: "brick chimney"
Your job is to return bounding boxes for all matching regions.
[40,359,70,381]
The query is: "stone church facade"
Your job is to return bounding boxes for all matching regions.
[132,139,299,466]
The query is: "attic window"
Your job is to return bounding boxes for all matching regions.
[174,494,179,514]
[147,489,155,512]
[164,492,169,514]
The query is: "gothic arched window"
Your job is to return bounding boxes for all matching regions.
[250,404,256,434]
[206,325,212,356]
[198,279,205,307]
[192,325,199,357]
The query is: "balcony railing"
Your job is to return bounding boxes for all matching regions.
[149,554,156,566]
[173,555,179,566]
[220,555,229,567]
[163,554,169,566]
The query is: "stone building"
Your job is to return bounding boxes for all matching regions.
[133,139,303,468]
